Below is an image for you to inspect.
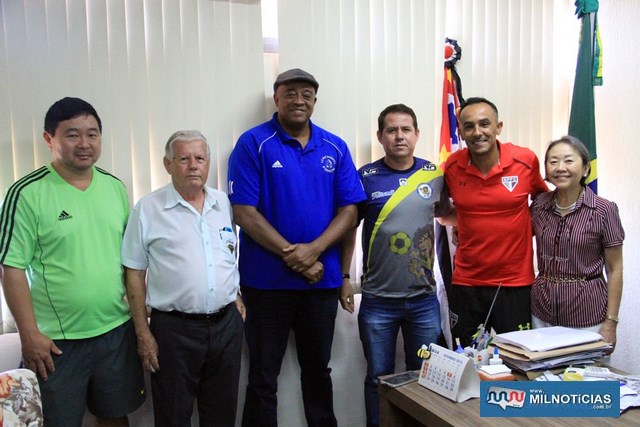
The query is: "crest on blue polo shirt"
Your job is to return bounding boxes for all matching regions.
[502,176,518,192]
[321,155,337,173]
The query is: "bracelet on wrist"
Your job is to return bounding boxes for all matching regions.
[606,314,619,323]
[342,273,350,280]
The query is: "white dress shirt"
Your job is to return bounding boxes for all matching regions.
[122,183,239,313]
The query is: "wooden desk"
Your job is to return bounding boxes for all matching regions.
[379,380,640,427]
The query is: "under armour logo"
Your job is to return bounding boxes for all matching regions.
[518,322,531,331]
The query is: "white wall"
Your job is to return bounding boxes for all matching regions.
[596,1,640,373]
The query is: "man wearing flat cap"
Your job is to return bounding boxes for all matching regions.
[228,68,366,426]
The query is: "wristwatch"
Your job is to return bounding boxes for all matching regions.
[342,273,350,280]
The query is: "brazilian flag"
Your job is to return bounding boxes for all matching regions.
[568,0,602,194]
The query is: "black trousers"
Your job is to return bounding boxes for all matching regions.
[150,305,243,427]
[449,284,532,348]
[241,287,339,427]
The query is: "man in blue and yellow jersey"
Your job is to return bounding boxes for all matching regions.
[0,97,145,426]
[341,104,453,427]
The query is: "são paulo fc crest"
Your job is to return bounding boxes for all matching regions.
[321,155,336,173]
[417,183,433,199]
[502,176,518,192]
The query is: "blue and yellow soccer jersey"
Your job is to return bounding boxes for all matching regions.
[358,158,451,298]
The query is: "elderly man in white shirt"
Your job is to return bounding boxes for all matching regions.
[122,130,244,427]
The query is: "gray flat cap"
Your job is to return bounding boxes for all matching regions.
[273,68,319,93]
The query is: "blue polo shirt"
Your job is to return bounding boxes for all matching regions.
[228,113,366,290]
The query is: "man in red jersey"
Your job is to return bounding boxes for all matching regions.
[443,97,548,347]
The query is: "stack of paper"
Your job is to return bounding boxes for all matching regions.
[477,364,515,381]
[620,379,640,413]
[492,327,612,372]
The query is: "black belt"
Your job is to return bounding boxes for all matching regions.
[152,303,232,322]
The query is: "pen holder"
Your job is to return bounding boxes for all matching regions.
[464,347,491,367]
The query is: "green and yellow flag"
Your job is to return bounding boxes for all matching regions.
[568,0,602,194]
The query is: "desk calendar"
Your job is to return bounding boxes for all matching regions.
[418,343,479,402]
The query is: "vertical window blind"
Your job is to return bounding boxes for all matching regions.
[1,0,577,331]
